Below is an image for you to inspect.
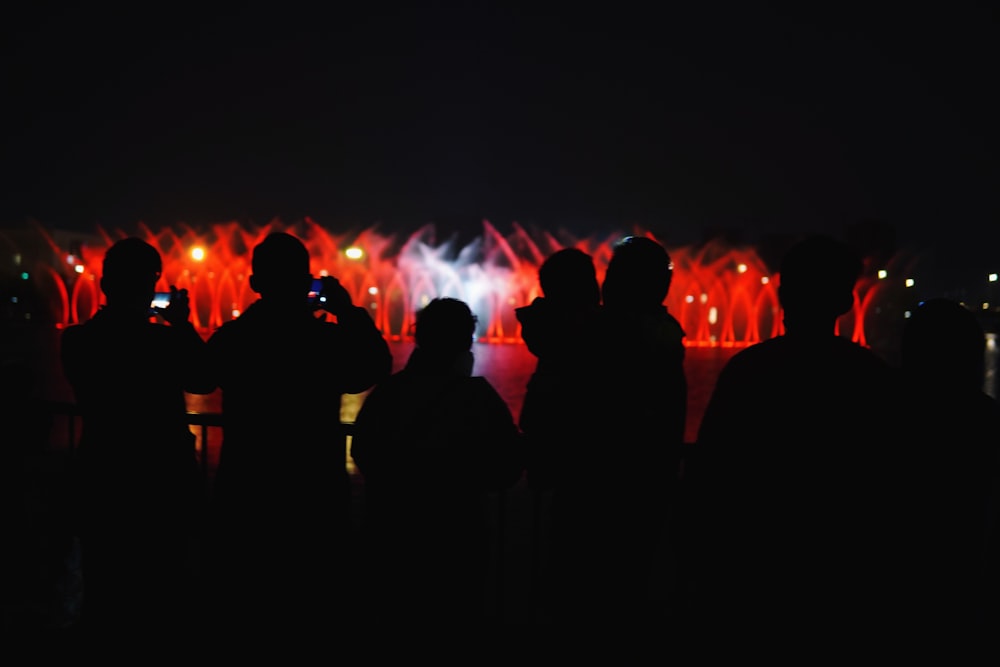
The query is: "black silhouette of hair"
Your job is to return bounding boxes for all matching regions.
[778,234,862,319]
[100,237,162,300]
[538,247,600,306]
[414,297,478,354]
[602,235,673,308]
[252,232,310,277]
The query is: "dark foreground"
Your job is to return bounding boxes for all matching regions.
[1,447,692,636]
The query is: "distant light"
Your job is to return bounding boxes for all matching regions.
[345,247,364,260]
[983,303,990,310]
[990,273,998,283]
[11,296,18,304]
[191,247,205,261]
[878,270,888,280]
[368,286,379,295]
[20,271,28,280]
[74,264,85,274]
[66,254,76,265]
[685,295,694,303]
[700,293,708,304]
[737,263,747,274]
[708,306,718,325]
[370,302,378,309]
[904,310,912,318]
[13,253,21,266]
[761,276,769,285]
[318,270,329,277]
[231,309,241,318]
[905,278,915,287]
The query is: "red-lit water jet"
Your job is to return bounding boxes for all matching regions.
[18,218,922,348]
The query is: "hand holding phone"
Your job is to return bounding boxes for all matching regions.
[308,278,325,305]
[150,286,192,325]
[150,291,172,313]
[311,276,353,315]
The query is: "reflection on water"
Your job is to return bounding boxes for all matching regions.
[986,334,998,400]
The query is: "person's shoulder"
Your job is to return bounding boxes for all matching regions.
[463,377,516,422]
[724,337,782,365]
[515,298,560,334]
[712,338,797,384]
[356,369,404,403]
[60,318,97,347]
[208,305,273,337]
[60,321,85,339]
[831,335,885,355]
[515,296,546,319]
[656,309,687,343]
[830,337,896,371]
[734,335,888,365]
[468,375,498,391]
[206,318,238,342]
[461,376,508,403]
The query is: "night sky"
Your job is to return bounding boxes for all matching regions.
[2,3,997,278]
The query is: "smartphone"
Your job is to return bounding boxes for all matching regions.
[308,278,325,305]
[150,291,172,312]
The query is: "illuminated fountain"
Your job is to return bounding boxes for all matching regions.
[13,218,924,348]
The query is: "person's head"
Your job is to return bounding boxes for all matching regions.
[601,235,673,310]
[100,237,162,309]
[901,298,986,391]
[777,234,862,335]
[249,232,312,302]
[414,297,477,357]
[538,247,600,308]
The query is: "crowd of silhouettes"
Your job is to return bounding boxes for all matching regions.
[2,229,999,638]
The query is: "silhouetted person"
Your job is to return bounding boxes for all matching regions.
[685,233,907,633]
[544,236,688,628]
[205,231,392,633]
[516,247,602,491]
[59,237,215,636]
[897,298,1000,636]
[515,247,603,619]
[351,297,524,627]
